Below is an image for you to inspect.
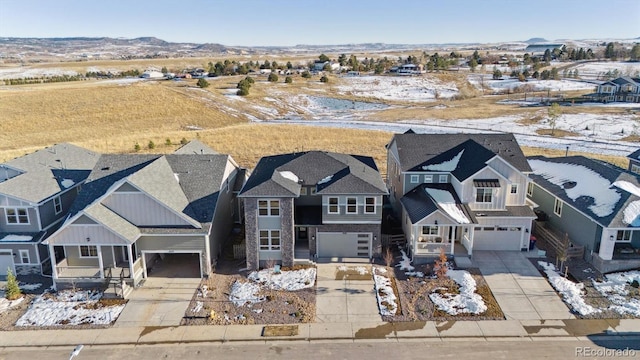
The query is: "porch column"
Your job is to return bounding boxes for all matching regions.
[97,245,104,279]
[468,227,475,256]
[127,244,134,279]
[450,228,455,254]
[49,244,58,280]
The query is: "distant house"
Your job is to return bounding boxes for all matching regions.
[527,155,640,273]
[43,141,244,294]
[140,71,164,79]
[585,77,640,103]
[387,132,535,263]
[313,60,330,71]
[239,151,388,270]
[397,64,424,76]
[0,144,99,277]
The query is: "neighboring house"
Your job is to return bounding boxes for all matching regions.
[397,64,424,76]
[140,71,164,79]
[239,151,388,270]
[43,141,243,292]
[0,143,99,276]
[627,149,640,175]
[527,155,640,273]
[586,77,640,103]
[387,132,536,263]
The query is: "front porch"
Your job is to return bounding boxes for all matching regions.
[409,223,474,263]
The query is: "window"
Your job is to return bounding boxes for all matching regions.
[483,227,495,231]
[554,198,563,216]
[438,175,447,183]
[510,184,518,194]
[79,245,98,257]
[6,208,29,224]
[631,164,640,175]
[328,197,339,214]
[300,187,307,196]
[527,182,534,196]
[258,200,279,216]
[421,226,439,235]
[496,227,508,231]
[424,175,433,183]
[19,249,30,264]
[346,197,357,214]
[259,230,280,250]
[310,188,317,195]
[475,188,492,203]
[53,196,62,214]
[410,175,419,184]
[616,230,632,242]
[365,197,376,214]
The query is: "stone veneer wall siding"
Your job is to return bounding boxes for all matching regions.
[243,198,259,270]
[280,198,295,267]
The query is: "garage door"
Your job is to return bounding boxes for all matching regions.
[473,227,522,251]
[142,252,202,278]
[317,232,371,258]
[0,251,15,276]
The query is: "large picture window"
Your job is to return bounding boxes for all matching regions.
[258,200,280,216]
[475,188,492,203]
[259,230,281,250]
[6,208,29,224]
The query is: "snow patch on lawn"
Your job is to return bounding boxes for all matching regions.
[247,267,316,291]
[335,75,459,102]
[373,267,398,316]
[396,249,415,272]
[0,297,24,314]
[538,261,600,316]
[228,281,265,307]
[19,283,42,291]
[429,270,487,315]
[592,270,640,317]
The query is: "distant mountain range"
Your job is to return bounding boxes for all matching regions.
[0,36,636,61]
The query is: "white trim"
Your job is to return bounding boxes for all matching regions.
[141,250,203,279]
[438,174,448,183]
[4,207,30,225]
[322,220,382,224]
[19,249,30,264]
[327,197,339,214]
[258,229,281,251]
[346,197,358,214]
[364,197,376,214]
[510,184,518,194]
[423,174,433,183]
[464,160,510,183]
[258,199,280,217]
[316,231,372,258]
[78,245,98,258]
[0,250,16,275]
[410,175,420,184]
[554,198,563,217]
[53,196,63,215]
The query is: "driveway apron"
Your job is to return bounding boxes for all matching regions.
[473,251,575,320]
[315,264,380,323]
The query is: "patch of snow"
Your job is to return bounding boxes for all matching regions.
[529,159,621,217]
[0,235,33,242]
[622,200,640,227]
[422,150,464,171]
[429,269,487,315]
[192,301,203,313]
[592,270,640,317]
[335,75,459,102]
[16,290,124,326]
[0,296,24,314]
[247,267,316,291]
[317,175,333,185]
[538,261,600,316]
[278,170,299,183]
[396,249,415,272]
[61,179,75,188]
[405,271,425,278]
[228,281,265,307]
[425,188,470,224]
[612,180,640,198]
[198,285,208,298]
[373,267,398,316]
[19,283,42,291]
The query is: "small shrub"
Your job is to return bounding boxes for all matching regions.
[197,78,209,88]
[285,76,293,84]
[134,142,141,152]
[180,137,188,145]
[320,75,329,83]
[148,140,155,150]
[433,248,449,279]
[165,138,172,146]
[383,247,394,268]
[268,73,279,82]
[301,71,311,79]
[5,268,21,301]
[631,280,640,289]
[237,87,249,96]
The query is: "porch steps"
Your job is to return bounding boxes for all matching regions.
[294,249,316,266]
[103,279,133,299]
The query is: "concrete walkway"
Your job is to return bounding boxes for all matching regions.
[472,251,575,320]
[113,277,201,327]
[315,264,380,323]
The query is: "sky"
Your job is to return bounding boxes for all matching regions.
[0,0,638,46]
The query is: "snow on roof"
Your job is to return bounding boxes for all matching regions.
[612,180,640,197]
[61,179,75,188]
[623,200,640,227]
[529,159,620,217]
[278,171,299,183]
[317,175,333,185]
[0,235,33,242]
[425,188,470,224]
[422,150,464,171]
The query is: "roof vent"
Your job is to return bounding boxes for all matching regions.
[101,167,110,171]
[563,181,577,189]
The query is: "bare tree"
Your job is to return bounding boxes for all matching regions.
[548,103,561,136]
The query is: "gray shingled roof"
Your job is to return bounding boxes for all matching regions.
[239,151,387,197]
[390,133,531,174]
[627,149,640,161]
[528,155,640,228]
[0,143,99,203]
[400,183,475,224]
[173,139,218,155]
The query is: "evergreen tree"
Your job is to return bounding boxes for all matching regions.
[285,76,293,84]
[286,61,293,69]
[5,269,21,300]
[469,58,478,72]
[543,49,552,63]
[631,44,640,61]
[605,42,615,59]
[318,54,330,62]
[320,75,329,83]
[492,68,503,80]
[161,66,168,74]
[197,78,209,88]
[268,73,278,82]
[301,71,311,78]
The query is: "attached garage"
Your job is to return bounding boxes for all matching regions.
[317,232,371,258]
[473,226,523,251]
[142,251,203,278]
[0,251,15,276]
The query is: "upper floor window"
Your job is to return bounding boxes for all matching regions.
[631,164,640,175]
[554,198,563,216]
[6,207,29,224]
[365,197,376,214]
[410,175,419,184]
[259,230,281,250]
[258,200,280,216]
[510,184,518,194]
[421,226,439,235]
[79,245,98,257]
[475,188,492,203]
[527,182,534,196]
[310,188,317,195]
[616,230,632,242]
[424,175,433,183]
[346,197,358,214]
[328,197,339,214]
[54,196,63,214]
[300,187,307,196]
[438,175,447,183]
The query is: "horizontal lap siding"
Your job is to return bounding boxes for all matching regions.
[136,235,206,253]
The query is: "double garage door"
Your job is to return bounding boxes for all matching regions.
[0,251,15,276]
[473,227,523,251]
[317,232,371,258]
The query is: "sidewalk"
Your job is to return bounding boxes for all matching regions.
[1,319,639,348]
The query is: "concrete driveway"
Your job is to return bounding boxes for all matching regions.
[114,277,201,327]
[315,263,380,323]
[472,251,575,320]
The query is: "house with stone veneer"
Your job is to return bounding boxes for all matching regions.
[527,155,640,273]
[238,151,388,270]
[43,141,244,293]
[386,131,536,263]
[0,143,99,277]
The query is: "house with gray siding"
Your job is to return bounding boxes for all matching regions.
[585,77,640,103]
[239,151,388,270]
[627,149,640,175]
[43,141,243,294]
[0,143,99,277]
[528,155,640,273]
[387,131,536,263]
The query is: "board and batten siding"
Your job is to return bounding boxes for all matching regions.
[322,195,382,223]
[486,157,529,206]
[462,167,506,211]
[65,246,100,267]
[103,192,192,227]
[50,224,130,246]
